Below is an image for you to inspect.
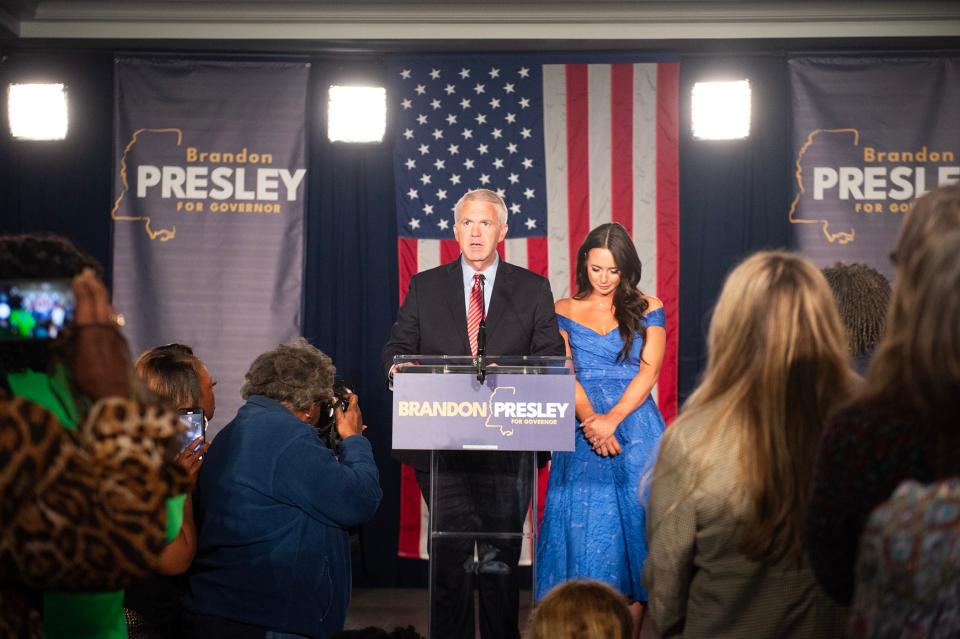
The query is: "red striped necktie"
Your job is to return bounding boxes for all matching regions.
[467,273,483,357]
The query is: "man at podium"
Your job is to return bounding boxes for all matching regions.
[382,189,565,639]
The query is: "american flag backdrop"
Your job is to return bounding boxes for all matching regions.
[390,56,680,561]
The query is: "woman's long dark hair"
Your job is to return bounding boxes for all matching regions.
[573,223,649,362]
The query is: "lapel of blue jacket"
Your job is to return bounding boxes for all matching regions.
[443,259,471,355]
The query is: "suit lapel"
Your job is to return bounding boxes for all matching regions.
[443,260,471,354]
[484,261,512,344]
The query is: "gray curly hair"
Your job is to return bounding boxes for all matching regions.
[240,337,335,412]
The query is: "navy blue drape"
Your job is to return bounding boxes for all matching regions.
[677,55,794,403]
[302,58,407,586]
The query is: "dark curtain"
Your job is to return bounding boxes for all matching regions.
[302,58,409,586]
[676,55,794,403]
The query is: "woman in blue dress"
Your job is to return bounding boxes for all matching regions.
[536,222,666,635]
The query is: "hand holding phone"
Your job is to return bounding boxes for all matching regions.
[175,408,208,485]
[71,269,133,400]
[178,408,206,448]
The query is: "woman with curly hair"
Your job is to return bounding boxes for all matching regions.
[821,261,891,373]
[536,222,666,635]
[182,338,382,639]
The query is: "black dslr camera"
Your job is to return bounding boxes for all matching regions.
[315,379,352,449]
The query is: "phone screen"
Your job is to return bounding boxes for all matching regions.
[0,279,76,341]
[178,408,205,450]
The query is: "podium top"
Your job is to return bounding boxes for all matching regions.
[392,355,572,375]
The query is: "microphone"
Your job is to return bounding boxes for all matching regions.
[477,274,487,382]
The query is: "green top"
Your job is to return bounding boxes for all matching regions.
[7,367,183,639]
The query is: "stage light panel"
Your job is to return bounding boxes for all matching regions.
[328,85,386,143]
[8,83,68,140]
[692,80,751,140]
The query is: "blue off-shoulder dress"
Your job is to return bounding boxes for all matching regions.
[535,307,667,602]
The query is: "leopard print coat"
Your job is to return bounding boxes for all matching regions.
[0,393,190,638]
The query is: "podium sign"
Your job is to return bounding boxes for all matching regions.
[393,372,575,451]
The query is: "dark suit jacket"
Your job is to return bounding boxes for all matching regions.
[380,258,566,470]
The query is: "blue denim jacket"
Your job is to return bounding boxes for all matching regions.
[184,395,381,638]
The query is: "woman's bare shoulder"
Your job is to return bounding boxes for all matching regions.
[554,297,576,316]
[643,295,664,311]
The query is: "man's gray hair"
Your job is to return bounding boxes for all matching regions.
[453,188,508,225]
[240,337,335,412]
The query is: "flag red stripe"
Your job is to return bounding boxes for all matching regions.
[527,236,548,279]
[440,239,461,265]
[655,62,680,424]
[535,465,550,528]
[497,240,506,261]
[565,64,590,296]
[398,238,419,304]
[397,464,424,558]
[610,64,634,235]
[397,237,422,558]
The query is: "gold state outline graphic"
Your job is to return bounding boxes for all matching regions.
[484,386,516,437]
[111,128,183,242]
[787,128,858,245]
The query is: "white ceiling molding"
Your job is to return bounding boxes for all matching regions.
[8,1,960,41]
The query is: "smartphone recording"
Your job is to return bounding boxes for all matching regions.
[178,407,205,451]
[0,279,76,341]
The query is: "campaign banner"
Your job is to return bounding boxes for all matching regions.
[393,372,575,452]
[111,58,309,437]
[789,57,960,279]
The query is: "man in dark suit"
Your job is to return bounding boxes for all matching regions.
[381,188,565,639]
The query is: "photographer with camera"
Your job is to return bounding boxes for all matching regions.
[315,378,354,451]
[182,338,381,639]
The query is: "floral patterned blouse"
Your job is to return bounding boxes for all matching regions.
[848,478,960,639]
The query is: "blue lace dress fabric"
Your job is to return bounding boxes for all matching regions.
[535,307,666,602]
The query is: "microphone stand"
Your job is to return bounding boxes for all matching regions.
[476,274,487,383]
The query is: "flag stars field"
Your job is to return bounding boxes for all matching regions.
[392,60,548,253]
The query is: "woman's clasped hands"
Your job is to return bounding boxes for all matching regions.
[582,412,623,457]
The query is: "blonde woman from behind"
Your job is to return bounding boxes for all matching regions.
[644,251,857,639]
[528,579,633,639]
